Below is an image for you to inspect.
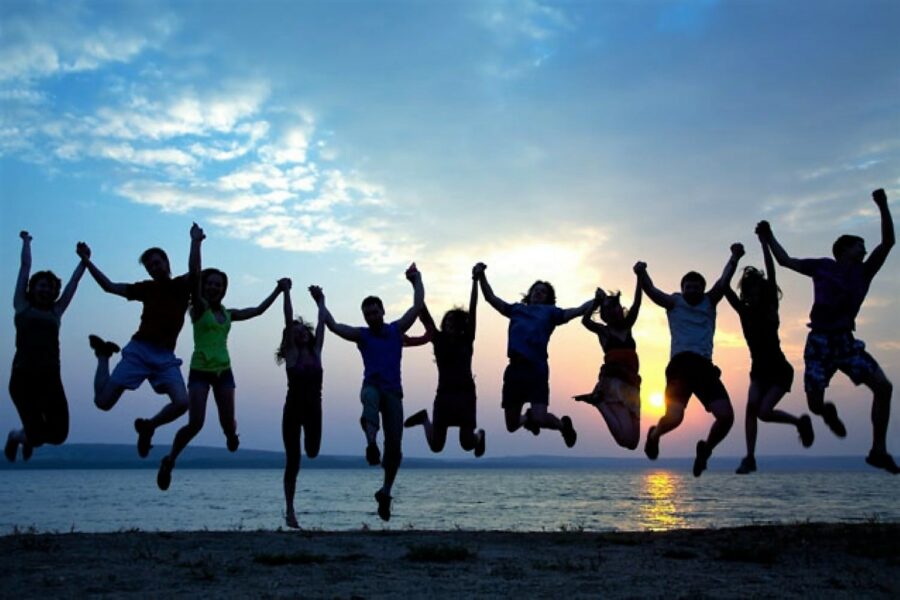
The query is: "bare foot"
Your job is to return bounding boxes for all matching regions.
[285,511,300,529]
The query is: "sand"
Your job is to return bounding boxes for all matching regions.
[1,523,897,598]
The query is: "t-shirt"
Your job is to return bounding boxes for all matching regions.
[795,258,871,333]
[13,305,61,370]
[125,274,191,351]
[432,331,475,393]
[506,303,567,365]
[190,307,232,373]
[356,322,404,393]
[667,294,715,360]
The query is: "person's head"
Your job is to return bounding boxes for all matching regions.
[599,292,626,326]
[276,318,316,363]
[139,247,171,281]
[680,271,706,305]
[440,308,469,337]
[26,270,62,309]
[361,296,385,329]
[832,234,866,263]
[200,268,228,306]
[523,280,556,306]
[736,266,780,308]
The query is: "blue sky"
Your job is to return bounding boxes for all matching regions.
[1,0,898,460]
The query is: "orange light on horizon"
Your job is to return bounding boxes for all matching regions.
[644,391,666,415]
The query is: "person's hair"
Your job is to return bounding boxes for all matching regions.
[275,318,316,364]
[599,291,625,325]
[440,307,469,332]
[200,268,229,300]
[737,266,782,306]
[832,234,864,259]
[26,270,62,305]
[139,247,171,273]
[680,271,706,289]
[361,296,384,311]
[522,280,556,305]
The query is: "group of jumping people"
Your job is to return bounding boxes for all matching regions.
[6,188,896,527]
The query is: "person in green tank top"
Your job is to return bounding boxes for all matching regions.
[6,231,89,462]
[156,223,289,491]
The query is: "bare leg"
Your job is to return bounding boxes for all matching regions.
[596,403,640,450]
[504,407,526,432]
[282,404,301,528]
[529,404,561,430]
[645,403,685,460]
[212,386,238,450]
[148,382,189,429]
[704,397,734,451]
[862,370,893,455]
[157,385,208,490]
[93,355,125,411]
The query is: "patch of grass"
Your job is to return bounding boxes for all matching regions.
[405,543,475,563]
[253,551,327,566]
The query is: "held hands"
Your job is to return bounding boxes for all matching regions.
[190,222,206,242]
[278,278,292,292]
[76,242,91,261]
[405,262,421,282]
[20,230,32,243]
[873,188,888,207]
[755,220,772,240]
[593,287,606,305]
[633,261,647,274]
[472,262,486,280]
[308,285,324,304]
[731,243,745,258]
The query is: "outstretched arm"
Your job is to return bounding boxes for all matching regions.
[473,262,512,317]
[708,243,744,305]
[14,231,32,311]
[633,261,675,309]
[560,297,595,323]
[231,279,287,322]
[79,245,129,297]
[280,279,297,361]
[395,262,425,333]
[309,285,361,342]
[314,288,326,356]
[189,222,206,321]
[55,243,89,316]
[756,221,808,274]
[623,273,644,328]
[581,288,605,335]
[865,188,895,276]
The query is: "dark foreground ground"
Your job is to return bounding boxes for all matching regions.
[1,523,897,598]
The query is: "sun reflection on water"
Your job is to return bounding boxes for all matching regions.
[639,470,687,531]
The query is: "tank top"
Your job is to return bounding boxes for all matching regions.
[13,306,61,370]
[190,307,232,373]
[286,361,323,405]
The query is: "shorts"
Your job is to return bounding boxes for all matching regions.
[665,352,729,412]
[109,339,185,394]
[433,386,477,430]
[501,357,549,409]
[749,354,794,392]
[360,385,404,442]
[804,331,881,393]
[188,368,236,390]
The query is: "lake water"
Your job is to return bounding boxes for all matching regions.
[0,468,896,534]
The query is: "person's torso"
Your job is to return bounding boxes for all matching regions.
[507,303,562,364]
[667,294,715,359]
[357,322,404,392]
[13,305,61,370]
[190,307,232,372]
[809,259,870,332]
[129,276,191,350]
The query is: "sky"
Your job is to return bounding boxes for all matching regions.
[1,0,898,461]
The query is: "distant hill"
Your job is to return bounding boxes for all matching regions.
[0,444,873,471]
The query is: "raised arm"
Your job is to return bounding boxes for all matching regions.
[54,243,89,316]
[467,276,478,339]
[581,288,606,335]
[395,262,425,333]
[623,273,644,328]
[473,262,512,317]
[418,302,438,336]
[309,285,361,342]
[14,231,32,311]
[708,243,744,305]
[231,279,287,322]
[865,188,895,276]
[189,222,206,321]
[633,261,675,309]
[314,288,326,356]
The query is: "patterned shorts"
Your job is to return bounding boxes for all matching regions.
[803,331,880,393]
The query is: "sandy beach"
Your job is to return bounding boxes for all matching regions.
[1,522,897,598]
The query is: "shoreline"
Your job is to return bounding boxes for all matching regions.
[3,522,897,597]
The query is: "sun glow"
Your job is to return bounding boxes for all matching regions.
[647,391,665,412]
